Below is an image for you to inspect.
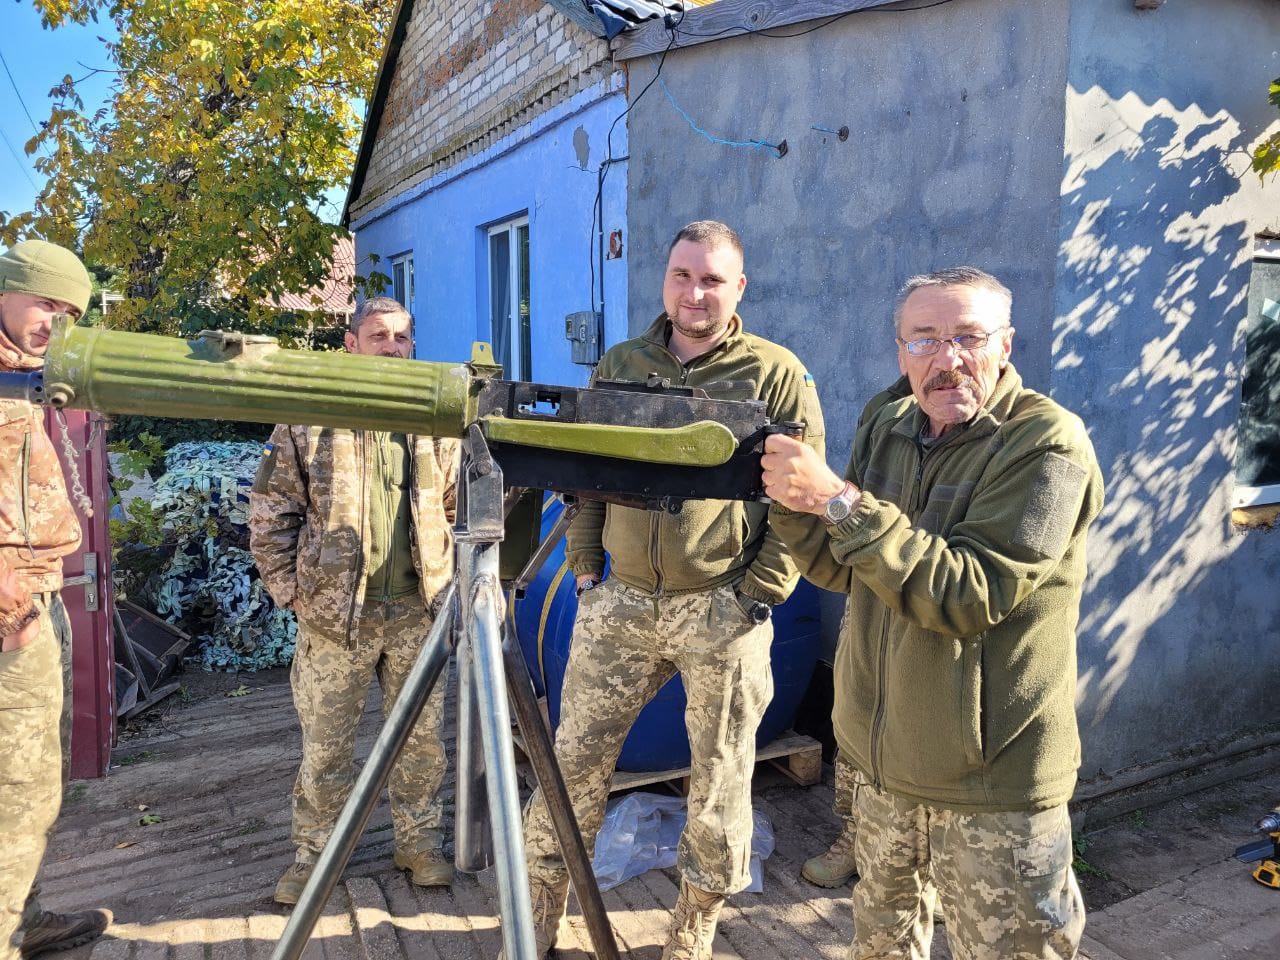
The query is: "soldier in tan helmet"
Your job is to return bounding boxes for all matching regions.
[0,240,111,959]
[249,296,460,905]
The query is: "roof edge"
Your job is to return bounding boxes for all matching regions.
[612,0,907,60]
[341,0,418,228]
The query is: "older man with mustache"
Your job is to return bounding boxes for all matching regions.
[762,267,1104,959]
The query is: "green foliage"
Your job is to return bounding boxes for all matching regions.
[1254,79,1280,180]
[111,416,270,456]
[113,440,296,672]
[1071,832,1110,880]
[5,0,393,330]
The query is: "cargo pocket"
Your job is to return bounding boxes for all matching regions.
[1014,823,1071,880]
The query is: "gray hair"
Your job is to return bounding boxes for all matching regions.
[893,266,1012,332]
[667,220,744,264]
[351,295,411,334]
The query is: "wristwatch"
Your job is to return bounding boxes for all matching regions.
[822,481,858,526]
[735,590,772,625]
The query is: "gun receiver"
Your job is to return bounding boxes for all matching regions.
[0,317,784,510]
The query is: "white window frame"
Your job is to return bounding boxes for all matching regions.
[1234,238,1280,508]
[390,251,415,316]
[487,215,532,381]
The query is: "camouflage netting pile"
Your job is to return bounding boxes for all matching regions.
[113,440,296,671]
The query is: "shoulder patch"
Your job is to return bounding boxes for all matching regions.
[252,442,279,495]
[1012,452,1086,559]
[803,372,816,388]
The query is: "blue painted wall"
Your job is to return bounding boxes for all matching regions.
[350,77,629,388]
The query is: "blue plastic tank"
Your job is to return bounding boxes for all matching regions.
[512,497,823,772]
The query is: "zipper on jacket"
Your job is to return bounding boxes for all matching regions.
[869,439,925,789]
[19,429,35,559]
[648,511,665,597]
[868,608,891,789]
[345,431,368,639]
[379,432,394,604]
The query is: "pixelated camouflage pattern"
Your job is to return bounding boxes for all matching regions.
[248,426,459,643]
[290,594,449,861]
[849,770,1084,960]
[0,396,81,593]
[523,579,772,898]
[834,749,857,833]
[0,597,69,960]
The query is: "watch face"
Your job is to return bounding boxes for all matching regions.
[825,497,852,523]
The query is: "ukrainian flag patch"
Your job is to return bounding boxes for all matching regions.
[803,373,816,388]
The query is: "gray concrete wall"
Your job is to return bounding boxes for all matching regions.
[1054,0,1280,784]
[624,0,1071,476]
[624,0,1072,650]
[623,0,1280,786]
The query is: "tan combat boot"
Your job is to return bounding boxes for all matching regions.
[497,876,569,960]
[394,847,453,888]
[660,878,725,960]
[801,823,858,888]
[273,861,315,906]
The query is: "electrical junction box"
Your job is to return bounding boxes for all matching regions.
[565,310,602,365]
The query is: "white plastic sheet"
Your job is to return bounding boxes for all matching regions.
[590,792,776,893]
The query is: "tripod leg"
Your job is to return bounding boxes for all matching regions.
[455,595,492,872]
[462,541,537,960]
[502,642,621,960]
[270,584,458,960]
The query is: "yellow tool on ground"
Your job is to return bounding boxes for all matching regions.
[1233,808,1280,889]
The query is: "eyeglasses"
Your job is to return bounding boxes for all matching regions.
[897,326,1010,357]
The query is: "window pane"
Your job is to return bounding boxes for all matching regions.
[392,261,406,306]
[517,223,531,381]
[1238,258,1280,487]
[489,232,512,376]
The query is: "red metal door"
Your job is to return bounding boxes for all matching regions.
[45,408,115,779]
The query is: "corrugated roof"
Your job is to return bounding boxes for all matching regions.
[582,1,688,39]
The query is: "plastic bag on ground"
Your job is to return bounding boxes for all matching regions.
[590,791,776,893]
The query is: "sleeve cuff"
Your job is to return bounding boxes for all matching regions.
[737,579,783,606]
[0,598,38,637]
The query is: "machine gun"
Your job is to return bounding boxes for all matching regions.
[0,317,802,960]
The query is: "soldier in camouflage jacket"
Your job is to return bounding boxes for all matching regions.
[248,297,461,904]
[0,241,110,960]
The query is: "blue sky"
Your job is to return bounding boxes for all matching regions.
[0,3,117,221]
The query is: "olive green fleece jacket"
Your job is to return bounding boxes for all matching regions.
[566,313,825,604]
[771,365,1104,811]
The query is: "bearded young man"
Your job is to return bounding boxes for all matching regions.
[506,220,825,960]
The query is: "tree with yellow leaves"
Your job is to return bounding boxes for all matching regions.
[3,0,392,331]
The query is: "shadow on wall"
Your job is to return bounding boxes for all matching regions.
[1053,84,1271,771]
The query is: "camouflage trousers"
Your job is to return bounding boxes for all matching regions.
[0,596,70,960]
[290,595,449,863]
[849,771,1084,960]
[523,579,773,895]
[834,749,857,834]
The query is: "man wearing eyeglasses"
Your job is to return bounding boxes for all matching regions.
[761,267,1103,959]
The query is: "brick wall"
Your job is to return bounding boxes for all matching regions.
[351,0,617,221]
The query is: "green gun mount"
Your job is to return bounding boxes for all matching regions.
[0,316,788,512]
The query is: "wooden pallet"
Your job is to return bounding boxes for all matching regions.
[512,706,822,796]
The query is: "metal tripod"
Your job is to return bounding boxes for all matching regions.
[269,432,619,960]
